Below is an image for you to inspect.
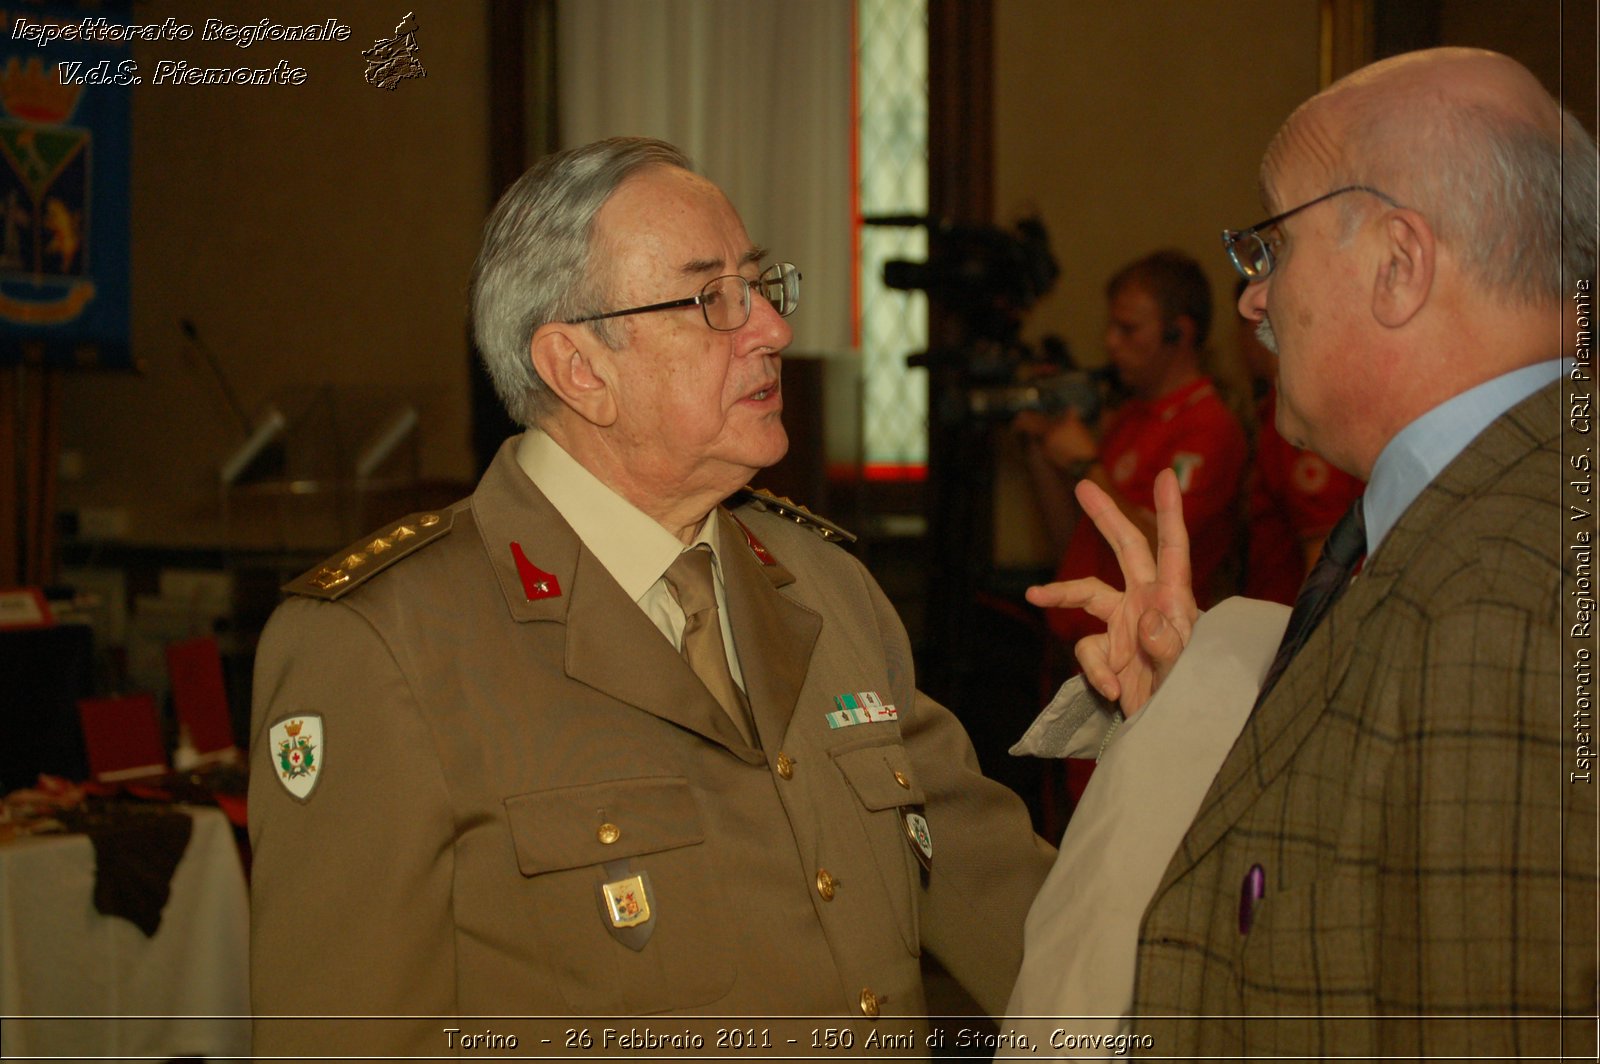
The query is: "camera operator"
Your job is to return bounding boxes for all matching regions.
[1015,250,1247,661]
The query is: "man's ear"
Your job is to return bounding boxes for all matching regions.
[1164,316,1196,348]
[529,323,619,427]
[1371,208,1434,328]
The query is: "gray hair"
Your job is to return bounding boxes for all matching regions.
[1330,97,1597,304]
[470,137,695,426]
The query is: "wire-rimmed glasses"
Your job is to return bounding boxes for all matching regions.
[1222,186,1400,280]
[567,261,801,332]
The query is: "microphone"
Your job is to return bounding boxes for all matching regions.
[355,405,419,480]
[181,317,253,435]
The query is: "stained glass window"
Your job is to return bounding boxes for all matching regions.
[856,0,928,475]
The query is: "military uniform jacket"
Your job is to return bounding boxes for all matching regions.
[248,441,1053,1056]
[1129,379,1598,1059]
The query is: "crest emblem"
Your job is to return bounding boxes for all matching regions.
[601,874,652,929]
[903,811,934,871]
[268,714,324,801]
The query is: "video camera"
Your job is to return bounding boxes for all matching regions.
[871,215,1058,348]
[867,215,1113,423]
[964,365,1118,424]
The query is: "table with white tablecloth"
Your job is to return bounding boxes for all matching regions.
[0,803,251,1060]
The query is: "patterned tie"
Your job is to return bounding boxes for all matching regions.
[1253,498,1367,709]
[664,545,758,747]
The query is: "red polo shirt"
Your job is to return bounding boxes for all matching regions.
[1048,377,1248,648]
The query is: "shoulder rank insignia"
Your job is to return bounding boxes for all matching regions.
[732,487,857,544]
[283,510,454,600]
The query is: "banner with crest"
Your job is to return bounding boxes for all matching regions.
[0,3,131,368]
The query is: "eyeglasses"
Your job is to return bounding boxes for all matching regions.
[567,261,801,332]
[1222,185,1400,281]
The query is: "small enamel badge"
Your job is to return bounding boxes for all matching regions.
[269,714,323,801]
[595,866,657,951]
[602,875,651,928]
[903,811,933,871]
[826,690,899,729]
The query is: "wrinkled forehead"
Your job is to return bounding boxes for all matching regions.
[1259,94,1350,211]
[606,168,753,260]
[595,166,760,296]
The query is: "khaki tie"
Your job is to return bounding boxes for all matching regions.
[664,545,758,747]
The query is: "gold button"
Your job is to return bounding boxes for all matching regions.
[892,770,910,789]
[776,753,794,779]
[596,823,620,845]
[815,868,836,901]
[858,987,881,1018]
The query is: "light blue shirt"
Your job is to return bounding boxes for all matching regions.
[1363,360,1565,556]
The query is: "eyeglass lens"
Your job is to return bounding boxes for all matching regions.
[1230,233,1273,279]
[702,263,801,331]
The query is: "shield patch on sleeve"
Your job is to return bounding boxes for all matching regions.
[269,714,324,801]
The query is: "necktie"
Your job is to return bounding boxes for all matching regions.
[1254,498,1367,709]
[664,545,758,747]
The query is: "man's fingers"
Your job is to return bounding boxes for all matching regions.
[1075,479,1157,586]
[1151,468,1193,592]
[1137,607,1186,681]
[1026,578,1121,620]
[1073,635,1121,702]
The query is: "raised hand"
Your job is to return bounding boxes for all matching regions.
[1025,468,1198,714]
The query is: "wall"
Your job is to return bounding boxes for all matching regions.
[55,0,488,550]
[990,0,1322,565]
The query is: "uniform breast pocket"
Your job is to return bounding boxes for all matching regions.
[503,775,734,1013]
[829,737,926,954]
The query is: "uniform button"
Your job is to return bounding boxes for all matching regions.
[596,823,620,845]
[815,868,836,901]
[892,770,910,789]
[858,988,881,1018]
[776,752,795,779]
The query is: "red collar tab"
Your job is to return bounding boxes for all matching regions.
[510,542,562,600]
[731,516,777,566]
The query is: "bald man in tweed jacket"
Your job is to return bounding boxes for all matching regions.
[1026,48,1597,1059]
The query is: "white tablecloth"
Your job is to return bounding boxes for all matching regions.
[0,804,251,1060]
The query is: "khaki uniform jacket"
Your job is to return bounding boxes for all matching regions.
[1129,380,1598,1059]
[248,442,1053,1056]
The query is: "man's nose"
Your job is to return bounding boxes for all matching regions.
[1238,279,1269,321]
[743,291,792,352]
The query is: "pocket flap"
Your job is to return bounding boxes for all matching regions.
[830,741,927,810]
[504,776,702,876]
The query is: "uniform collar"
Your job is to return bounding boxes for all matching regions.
[515,429,723,603]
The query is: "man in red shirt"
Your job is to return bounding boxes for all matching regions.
[1235,279,1364,605]
[1018,250,1247,653]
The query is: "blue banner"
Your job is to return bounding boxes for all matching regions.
[0,3,131,368]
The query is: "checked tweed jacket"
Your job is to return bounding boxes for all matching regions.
[1129,378,1597,1060]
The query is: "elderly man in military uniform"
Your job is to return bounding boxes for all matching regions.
[248,137,1053,1056]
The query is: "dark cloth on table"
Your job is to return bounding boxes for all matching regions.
[60,801,193,937]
